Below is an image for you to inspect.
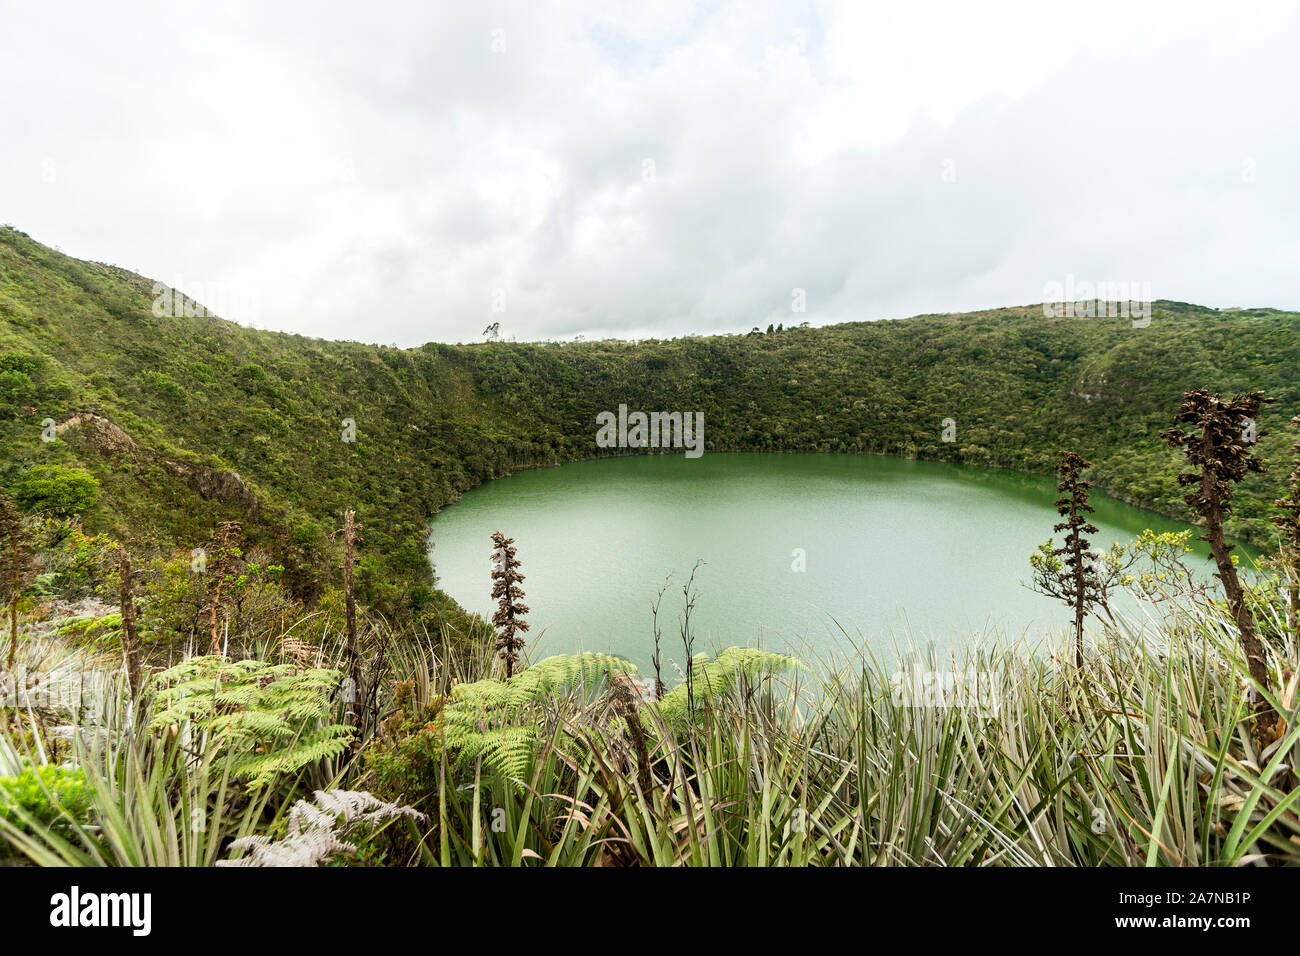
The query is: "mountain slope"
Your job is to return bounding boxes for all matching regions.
[2,224,1298,621]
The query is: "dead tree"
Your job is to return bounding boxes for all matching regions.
[204,521,243,655]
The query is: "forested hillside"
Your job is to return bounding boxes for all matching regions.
[1,224,1297,622]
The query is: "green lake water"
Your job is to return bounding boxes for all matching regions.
[427,453,1219,672]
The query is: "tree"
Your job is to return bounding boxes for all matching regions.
[483,322,500,342]
[1271,415,1300,642]
[489,531,529,678]
[1030,450,1102,667]
[0,492,37,669]
[1162,388,1277,742]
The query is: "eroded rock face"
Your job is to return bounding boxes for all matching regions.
[57,412,258,514]
[55,413,139,455]
[165,460,258,512]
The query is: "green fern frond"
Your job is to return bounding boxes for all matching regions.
[442,652,636,784]
[235,728,355,790]
[650,647,799,723]
[148,655,352,790]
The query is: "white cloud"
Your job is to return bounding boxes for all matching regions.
[1,0,1296,345]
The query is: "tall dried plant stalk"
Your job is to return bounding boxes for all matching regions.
[343,509,362,739]
[119,548,141,695]
[1162,387,1277,742]
[490,531,529,678]
[650,573,672,701]
[204,520,243,655]
[679,560,703,718]
[1030,451,1102,668]
[0,493,35,671]
[1271,414,1300,642]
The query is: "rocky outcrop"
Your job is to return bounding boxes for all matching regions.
[57,412,258,514]
[55,413,139,455]
[164,460,258,512]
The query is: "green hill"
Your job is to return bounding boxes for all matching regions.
[2,224,1297,622]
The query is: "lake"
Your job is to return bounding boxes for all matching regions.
[427,453,1217,672]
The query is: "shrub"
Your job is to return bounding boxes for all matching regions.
[142,371,187,404]
[365,680,445,811]
[0,764,92,839]
[0,369,35,405]
[362,681,445,863]
[15,465,100,516]
[30,519,119,599]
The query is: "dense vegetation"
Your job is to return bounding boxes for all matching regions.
[2,523,1298,867]
[1,225,1299,868]
[2,225,1298,631]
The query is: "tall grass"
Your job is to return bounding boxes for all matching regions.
[0,669,290,865]
[2,573,1296,866]
[389,583,1299,866]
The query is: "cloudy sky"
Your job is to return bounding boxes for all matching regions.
[2,1,1297,345]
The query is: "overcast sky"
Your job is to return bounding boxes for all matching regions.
[2,1,1297,345]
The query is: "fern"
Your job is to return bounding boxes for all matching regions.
[649,647,799,724]
[439,650,798,781]
[150,656,353,790]
[218,789,422,867]
[443,652,635,782]
[54,612,122,646]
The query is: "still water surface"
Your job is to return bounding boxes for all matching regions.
[428,454,1219,672]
